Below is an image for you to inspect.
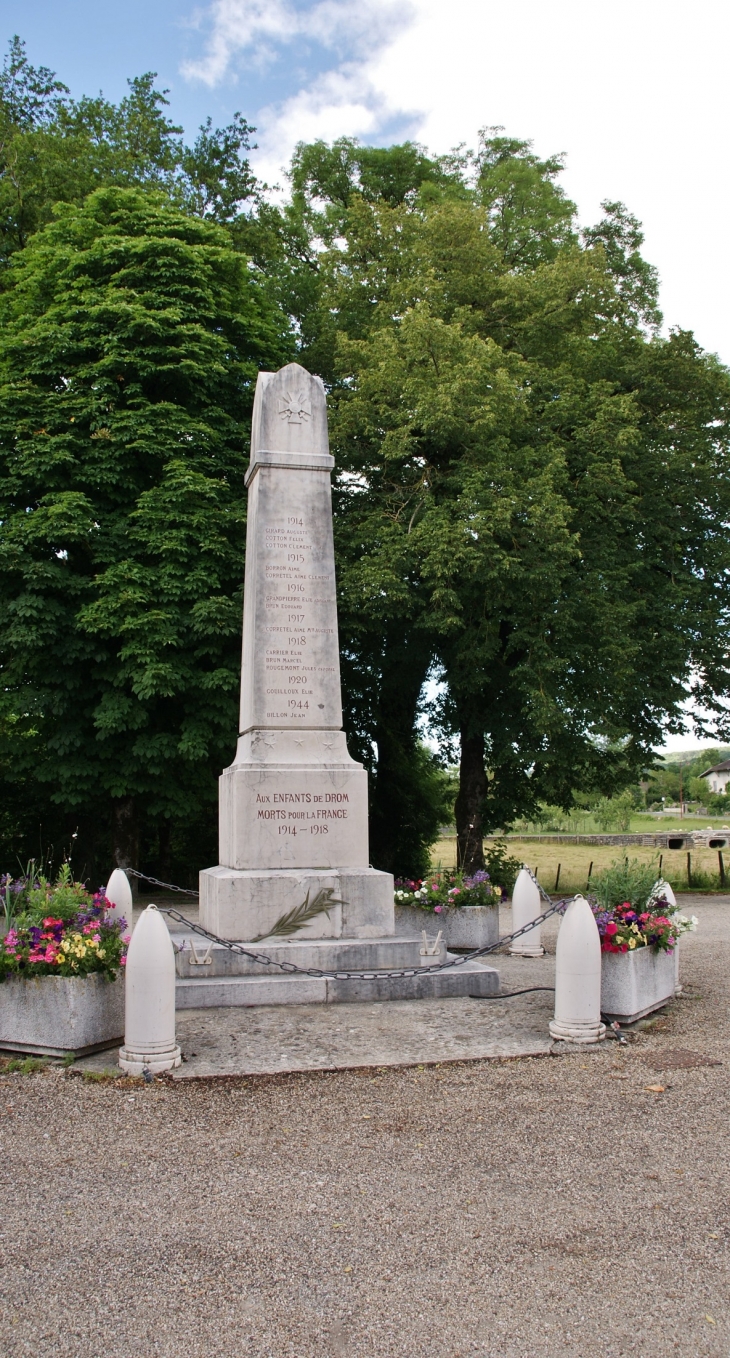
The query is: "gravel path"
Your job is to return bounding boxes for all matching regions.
[0,896,728,1357]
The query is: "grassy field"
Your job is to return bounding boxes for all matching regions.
[515,812,730,835]
[430,834,729,893]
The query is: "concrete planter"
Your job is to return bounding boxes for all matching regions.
[0,973,125,1057]
[600,946,677,1024]
[394,904,499,950]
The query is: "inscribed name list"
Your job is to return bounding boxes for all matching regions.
[239,464,343,734]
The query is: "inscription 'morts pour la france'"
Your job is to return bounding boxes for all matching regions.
[239,363,343,734]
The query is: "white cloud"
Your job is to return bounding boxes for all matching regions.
[182,0,407,86]
[182,0,730,363]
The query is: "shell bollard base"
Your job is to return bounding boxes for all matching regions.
[549,1019,606,1044]
[118,1043,181,1074]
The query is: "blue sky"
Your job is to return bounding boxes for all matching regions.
[4,0,729,378]
[0,0,340,137]
[1,0,416,157]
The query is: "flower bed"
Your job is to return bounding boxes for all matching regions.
[588,860,697,1022]
[0,868,129,1055]
[600,946,677,1024]
[394,868,502,914]
[394,869,501,949]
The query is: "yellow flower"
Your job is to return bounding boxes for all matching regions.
[628,937,637,949]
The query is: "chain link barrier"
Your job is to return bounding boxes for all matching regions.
[127,866,570,982]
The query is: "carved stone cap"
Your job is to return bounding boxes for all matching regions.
[247,363,332,484]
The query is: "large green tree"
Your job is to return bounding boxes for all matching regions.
[270,132,730,874]
[0,37,259,267]
[0,187,291,872]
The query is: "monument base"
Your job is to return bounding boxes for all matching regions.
[200,865,395,942]
[171,928,500,1007]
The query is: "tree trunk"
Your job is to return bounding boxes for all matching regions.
[112,798,138,892]
[455,728,486,873]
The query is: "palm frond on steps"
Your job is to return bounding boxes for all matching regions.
[250,887,345,942]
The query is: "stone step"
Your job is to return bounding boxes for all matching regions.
[172,933,449,979]
[175,958,499,1008]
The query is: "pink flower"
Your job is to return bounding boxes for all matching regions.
[120,957,127,966]
[434,905,443,914]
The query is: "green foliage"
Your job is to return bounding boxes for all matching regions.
[0,1055,48,1074]
[2,32,730,885]
[484,839,521,895]
[5,862,90,925]
[290,133,730,870]
[591,856,661,912]
[0,186,291,862]
[0,38,260,266]
[369,739,457,879]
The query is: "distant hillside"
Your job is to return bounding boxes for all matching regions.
[658,746,730,768]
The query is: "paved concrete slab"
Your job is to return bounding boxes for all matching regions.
[75,899,557,1076]
[88,896,708,1079]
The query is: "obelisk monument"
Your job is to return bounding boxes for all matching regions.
[200,363,395,941]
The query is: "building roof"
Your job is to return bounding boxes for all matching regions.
[700,760,730,777]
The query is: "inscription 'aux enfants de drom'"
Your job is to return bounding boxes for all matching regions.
[256,789,350,837]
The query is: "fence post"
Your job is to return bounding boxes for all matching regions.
[719,851,725,887]
[118,905,181,1075]
[510,868,544,957]
[687,851,692,888]
[549,895,605,1044]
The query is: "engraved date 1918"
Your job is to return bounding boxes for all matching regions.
[279,824,328,835]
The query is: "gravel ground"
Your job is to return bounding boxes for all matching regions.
[0,896,728,1358]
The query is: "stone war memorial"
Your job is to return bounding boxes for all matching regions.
[194,362,498,1003]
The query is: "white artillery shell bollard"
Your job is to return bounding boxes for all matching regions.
[105,868,134,930]
[118,905,181,1074]
[549,895,606,1044]
[510,868,544,956]
[657,879,682,996]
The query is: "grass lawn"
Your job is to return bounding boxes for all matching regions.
[430,834,729,894]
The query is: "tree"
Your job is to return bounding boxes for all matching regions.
[0,187,292,873]
[278,132,730,873]
[0,37,260,267]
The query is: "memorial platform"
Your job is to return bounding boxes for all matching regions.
[169,916,499,1006]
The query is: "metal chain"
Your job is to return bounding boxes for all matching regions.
[127,863,571,981]
[157,900,568,980]
[126,868,199,897]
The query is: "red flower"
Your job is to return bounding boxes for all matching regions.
[605,921,618,936]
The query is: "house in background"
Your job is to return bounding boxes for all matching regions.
[699,759,730,795]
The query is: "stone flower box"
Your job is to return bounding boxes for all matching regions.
[394,904,499,951]
[600,946,677,1025]
[0,973,125,1057]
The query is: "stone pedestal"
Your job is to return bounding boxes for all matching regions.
[201,362,393,942]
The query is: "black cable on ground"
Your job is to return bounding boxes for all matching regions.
[468,987,555,999]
